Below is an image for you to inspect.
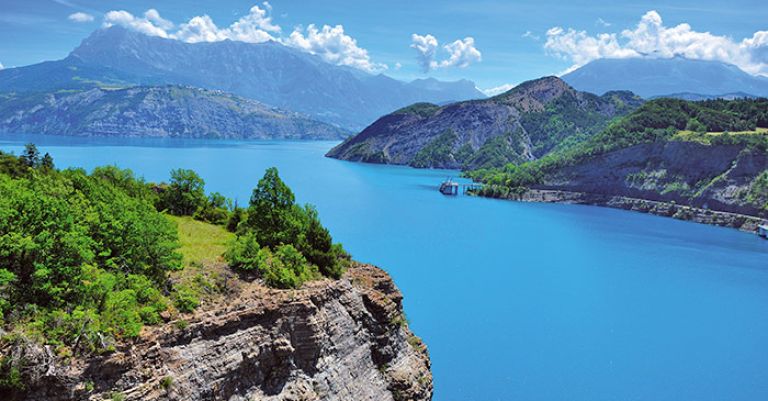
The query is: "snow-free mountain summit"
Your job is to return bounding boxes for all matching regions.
[0,26,485,130]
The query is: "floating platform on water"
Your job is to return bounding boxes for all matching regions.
[439,178,483,196]
[759,225,768,239]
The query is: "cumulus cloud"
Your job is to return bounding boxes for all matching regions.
[545,10,768,76]
[172,5,280,44]
[482,83,516,96]
[441,37,482,68]
[286,24,386,72]
[68,12,94,23]
[104,9,173,38]
[0,62,4,70]
[101,4,387,72]
[411,34,439,72]
[410,34,482,73]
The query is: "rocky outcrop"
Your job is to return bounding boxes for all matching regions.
[533,141,768,218]
[9,264,432,401]
[503,189,766,232]
[0,86,348,140]
[327,77,642,169]
[476,139,768,232]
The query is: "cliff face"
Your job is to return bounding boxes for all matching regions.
[536,141,767,218]
[0,86,347,140]
[12,264,432,401]
[326,77,642,169]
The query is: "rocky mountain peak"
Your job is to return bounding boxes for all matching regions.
[494,76,575,112]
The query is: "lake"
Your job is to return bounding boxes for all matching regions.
[2,135,767,401]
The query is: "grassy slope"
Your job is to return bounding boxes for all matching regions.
[166,215,234,267]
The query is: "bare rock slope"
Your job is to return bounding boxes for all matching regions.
[16,264,432,401]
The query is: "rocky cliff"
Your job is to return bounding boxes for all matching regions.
[326,77,642,169]
[5,263,432,401]
[536,141,768,218]
[0,86,347,140]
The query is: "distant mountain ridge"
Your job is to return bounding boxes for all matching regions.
[327,77,643,169]
[562,57,768,98]
[0,26,485,130]
[0,85,346,139]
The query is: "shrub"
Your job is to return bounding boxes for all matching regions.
[224,233,267,271]
[260,245,318,289]
[172,285,200,313]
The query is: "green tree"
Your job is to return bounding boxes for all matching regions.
[245,167,301,248]
[40,153,54,171]
[19,143,40,168]
[300,206,345,278]
[161,169,207,216]
[194,192,230,225]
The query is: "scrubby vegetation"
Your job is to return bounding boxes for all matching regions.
[1,146,181,354]
[225,167,349,289]
[0,145,348,388]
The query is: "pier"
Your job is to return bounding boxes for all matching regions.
[439,178,484,195]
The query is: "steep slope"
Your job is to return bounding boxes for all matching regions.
[0,86,347,139]
[0,26,485,130]
[563,57,768,98]
[5,264,433,401]
[327,77,643,169]
[471,98,768,227]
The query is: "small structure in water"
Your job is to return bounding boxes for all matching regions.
[759,225,768,239]
[439,178,459,195]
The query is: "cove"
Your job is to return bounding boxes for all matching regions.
[2,134,767,401]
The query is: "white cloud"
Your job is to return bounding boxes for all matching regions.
[596,18,611,28]
[394,62,402,70]
[103,9,173,38]
[172,5,280,44]
[68,12,94,23]
[440,37,482,68]
[101,5,388,73]
[522,30,540,41]
[410,34,482,72]
[545,10,768,76]
[285,24,386,72]
[411,33,439,72]
[482,83,516,96]
[0,62,4,70]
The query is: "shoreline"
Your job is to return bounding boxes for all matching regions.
[480,188,767,234]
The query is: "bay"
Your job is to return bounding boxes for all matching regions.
[2,134,767,401]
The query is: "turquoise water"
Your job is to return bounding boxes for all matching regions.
[2,135,768,401]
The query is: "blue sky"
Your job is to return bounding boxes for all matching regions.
[1,0,767,93]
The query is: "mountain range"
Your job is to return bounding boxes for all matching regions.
[0,86,346,139]
[562,57,768,98]
[0,26,485,130]
[327,77,643,169]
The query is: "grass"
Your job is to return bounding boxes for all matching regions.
[166,215,234,267]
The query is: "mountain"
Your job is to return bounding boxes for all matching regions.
[0,26,485,130]
[326,77,643,169]
[0,85,347,139]
[562,57,768,98]
[470,98,768,224]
